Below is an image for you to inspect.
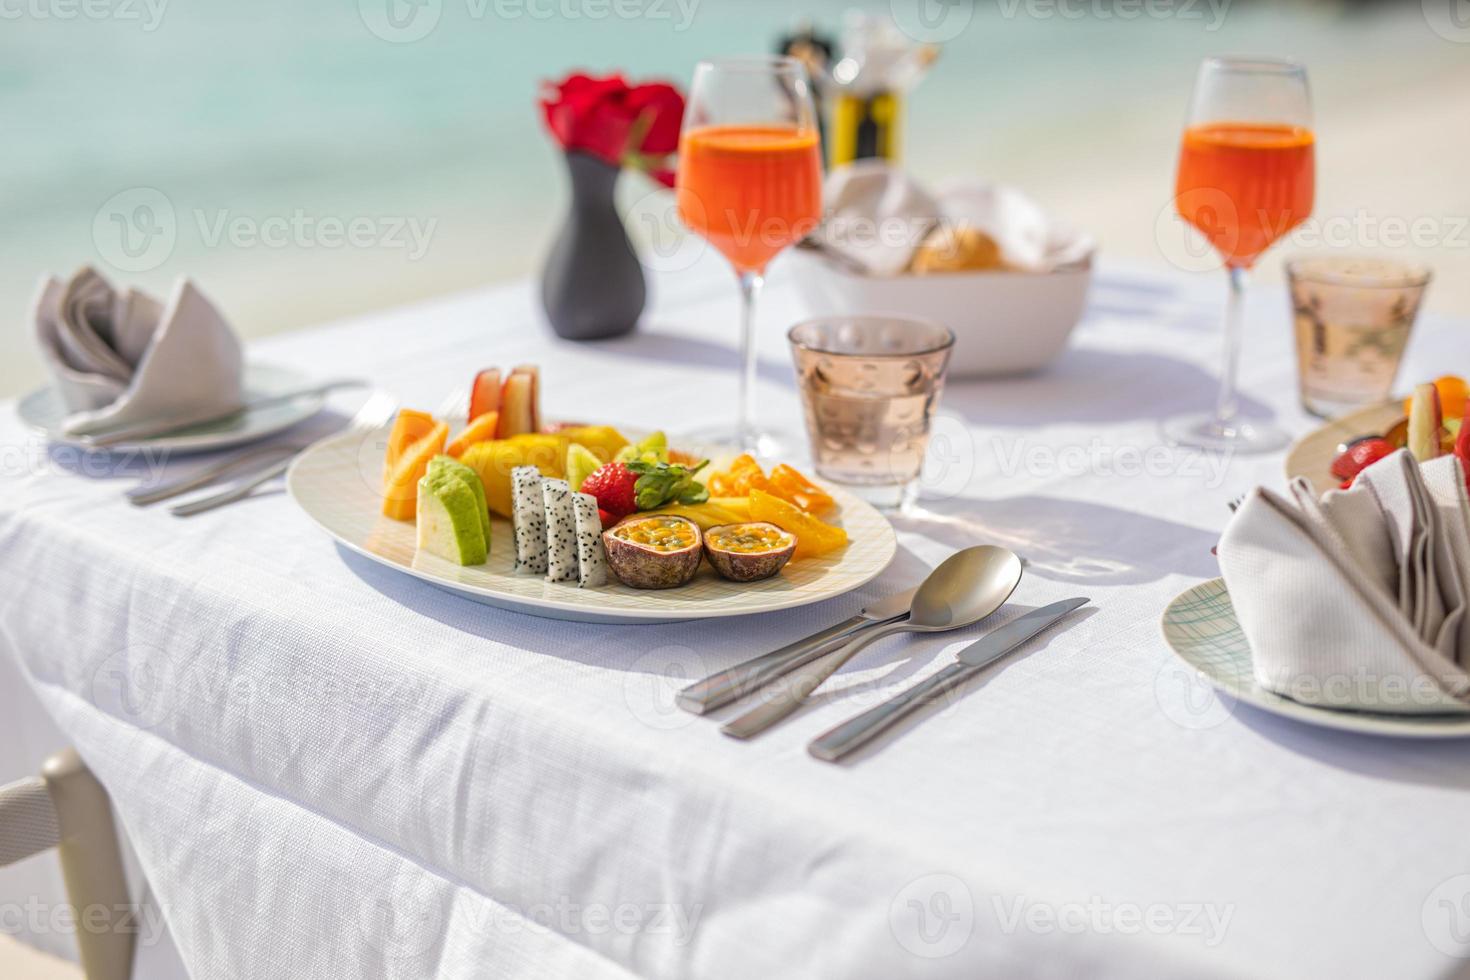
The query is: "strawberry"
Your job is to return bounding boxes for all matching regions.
[580,462,638,519]
[1330,437,1395,484]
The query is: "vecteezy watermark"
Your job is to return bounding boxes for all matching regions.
[1154,659,1236,731]
[90,646,438,732]
[194,209,437,261]
[0,897,171,948]
[1157,192,1470,275]
[991,895,1234,947]
[1423,0,1470,43]
[359,871,703,957]
[891,873,975,958]
[622,645,706,731]
[995,0,1230,30]
[0,0,168,30]
[360,872,448,958]
[359,0,699,43]
[991,436,1234,490]
[0,437,171,482]
[1423,874,1470,957]
[93,187,177,274]
[92,189,438,272]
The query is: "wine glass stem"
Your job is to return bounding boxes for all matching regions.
[1214,265,1249,431]
[736,269,764,451]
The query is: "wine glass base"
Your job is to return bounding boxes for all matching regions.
[681,425,793,459]
[1162,414,1288,454]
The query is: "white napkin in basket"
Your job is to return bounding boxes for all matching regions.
[32,267,244,436]
[1218,450,1470,714]
[817,161,1094,277]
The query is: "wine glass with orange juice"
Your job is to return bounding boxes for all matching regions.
[676,56,822,453]
[1168,57,1315,452]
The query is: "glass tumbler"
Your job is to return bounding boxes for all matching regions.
[788,315,955,511]
[1286,257,1432,418]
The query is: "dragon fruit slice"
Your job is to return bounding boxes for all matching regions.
[541,478,579,584]
[571,491,606,588]
[510,466,547,575]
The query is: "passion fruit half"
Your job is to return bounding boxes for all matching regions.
[703,522,796,582]
[603,515,703,589]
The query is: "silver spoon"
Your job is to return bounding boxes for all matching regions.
[721,545,1024,739]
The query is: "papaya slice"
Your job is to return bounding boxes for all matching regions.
[445,411,500,459]
[382,421,448,520]
[384,410,436,472]
[769,464,836,516]
[749,488,847,559]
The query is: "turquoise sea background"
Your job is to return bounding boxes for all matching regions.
[3,0,1468,395]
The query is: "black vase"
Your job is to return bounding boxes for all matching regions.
[540,151,647,341]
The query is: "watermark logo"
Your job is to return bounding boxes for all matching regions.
[891,0,973,43]
[626,183,706,275]
[623,645,705,731]
[890,873,974,958]
[90,644,179,731]
[359,0,441,42]
[1423,0,1470,43]
[1153,659,1235,731]
[1155,187,1237,275]
[359,871,447,958]
[93,187,176,273]
[1424,874,1470,957]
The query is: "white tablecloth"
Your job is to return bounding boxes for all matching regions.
[4,255,1470,980]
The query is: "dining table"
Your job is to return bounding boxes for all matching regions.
[4,250,1470,980]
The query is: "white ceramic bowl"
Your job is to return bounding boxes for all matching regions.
[788,247,1094,377]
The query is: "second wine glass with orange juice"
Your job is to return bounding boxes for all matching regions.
[1168,56,1315,453]
[676,56,822,454]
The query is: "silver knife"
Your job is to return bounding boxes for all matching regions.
[807,597,1089,762]
[676,587,918,714]
[80,378,367,448]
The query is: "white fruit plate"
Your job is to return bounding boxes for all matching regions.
[285,424,898,624]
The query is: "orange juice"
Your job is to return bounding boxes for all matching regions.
[1175,122,1315,268]
[676,125,822,273]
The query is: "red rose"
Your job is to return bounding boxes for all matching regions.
[538,71,684,185]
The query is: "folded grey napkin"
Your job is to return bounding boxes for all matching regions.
[1218,450,1470,714]
[32,267,244,436]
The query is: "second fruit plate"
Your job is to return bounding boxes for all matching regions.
[286,424,898,624]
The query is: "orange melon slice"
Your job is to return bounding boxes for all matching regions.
[749,488,847,559]
[382,421,448,520]
[384,410,437,472]
[445,411,499,459]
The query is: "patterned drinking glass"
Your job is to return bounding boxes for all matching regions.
[788,315,954,512]
[1286,257,1432,419]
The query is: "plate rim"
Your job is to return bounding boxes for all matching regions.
[17,362,325,454]
[285,425,899,624]
[1160,577,1470,738]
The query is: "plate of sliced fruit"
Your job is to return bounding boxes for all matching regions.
[286,365,897,623]
[1286,375,1470,494]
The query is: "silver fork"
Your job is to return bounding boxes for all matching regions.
[169,391,401,517]
[129,443,303,506]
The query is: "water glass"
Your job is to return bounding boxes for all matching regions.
[1286,257,1432,418]
[788,315,954,511]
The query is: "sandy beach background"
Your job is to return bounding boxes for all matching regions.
[3,0,1468,398]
